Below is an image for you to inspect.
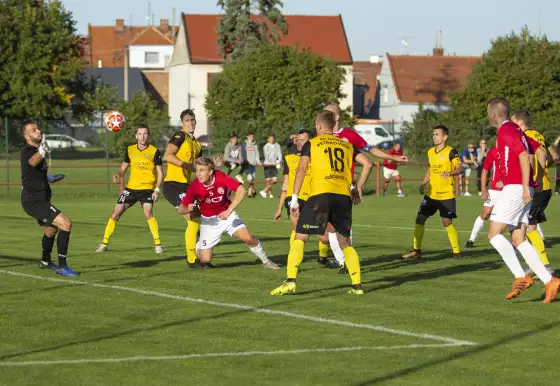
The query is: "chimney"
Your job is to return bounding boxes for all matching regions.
[116,19,125,32]
[433,47,444,56]
[433,30,444,56]
[369,54,382,64]
[160,18,169,33]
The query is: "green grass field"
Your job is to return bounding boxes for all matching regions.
[1,161,560,385]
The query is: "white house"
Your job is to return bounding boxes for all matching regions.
[168,13,354,136]
[377,49,480,133]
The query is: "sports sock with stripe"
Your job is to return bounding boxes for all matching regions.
[42,234,55,262]
[526,230,550,265]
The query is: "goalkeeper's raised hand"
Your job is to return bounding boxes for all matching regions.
[38,134,50,157]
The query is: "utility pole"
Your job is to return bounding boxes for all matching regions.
[124,45,129,101]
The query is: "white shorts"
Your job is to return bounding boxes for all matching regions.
[462,165,472,177]
[490,185,532,227]
[383,167,400,180]
[197,211,246,250]
[483,189,501,207]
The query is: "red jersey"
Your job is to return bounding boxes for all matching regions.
[334,128,371,176]
[482,147,500,191]
[383,148,402,170]
[495,121,540,187]
[181,170,241,217]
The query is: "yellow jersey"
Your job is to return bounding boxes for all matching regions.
[301,134,355,197]
[124,144,162,190]
[164,131,202,184]
[524,129,551,191]
[427,146,460,200]
[283,152,311,200]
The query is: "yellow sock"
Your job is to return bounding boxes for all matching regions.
[289,230,295,246]
[413,224,425,250]
[102,218,117,244]
[287,240,305,279]
[445,224,460,254]
[527,230,550,265]
[185,218,200,264]
[343,246,361,285]
[147,217,161,245]
[318,241,329,258]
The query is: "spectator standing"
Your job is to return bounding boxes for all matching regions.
[476,138,488,195]
[460,143,478,196]
[223,134,243,176]
[382,142,405,197]
[238,133,261,197]
[260,135,283,198]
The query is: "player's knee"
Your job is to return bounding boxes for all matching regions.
[44,227,58,238]
[317,234,329,245]
[415,215,426,225]
[59,216,72,232]
[143,211,153,220]
[245,237,258,247]
[111,213,121,221]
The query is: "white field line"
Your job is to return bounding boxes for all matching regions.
[0,343,465,367]
[0,270,476,347]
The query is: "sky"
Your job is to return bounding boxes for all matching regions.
[62,0,560,60]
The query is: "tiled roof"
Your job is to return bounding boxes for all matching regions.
[183,14,352,64]
[386,53,480,103]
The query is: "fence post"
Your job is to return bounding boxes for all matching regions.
[4,116,8,195]
[375,162,380,196]
[104,124,110,193]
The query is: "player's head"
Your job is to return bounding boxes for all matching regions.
[135,125,149,146]
[247,132,255,143]
[194,157,215,184]
[393,142,401,152]
[21,120,41,145]
[230,134,238,145]
[511,109,532,131]
[315,110,337,135]
[267,135,275,144]
[432,125,449,146]
[487,97,510,128]
[324,104,341,129]
[180,109,196,134]
[297,129,312,151]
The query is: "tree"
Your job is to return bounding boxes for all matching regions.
[205,44,350,148]
[404,27,560,153]
[0,0,84,118]
[217,0,287,60]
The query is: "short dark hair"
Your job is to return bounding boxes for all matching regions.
[268,134,275,138]
[433,125,449,135]
[488,97,510,117]
[230,133,238,138]
[247,132,255,136]
[20,120,36,137]
[316,110,336,130]
[298,129,313,138]
[512,109,532,127]
[136,124,150,134]
[180,109,195,121]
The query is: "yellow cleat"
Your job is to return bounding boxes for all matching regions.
[271,281,296,296]
[348,288,364,295]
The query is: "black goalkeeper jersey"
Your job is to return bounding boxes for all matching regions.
[20,144,51,198]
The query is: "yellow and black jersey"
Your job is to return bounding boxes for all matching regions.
[124,144,162,190]
[164,131,202,184]
[283,152,311,200]
[427,146,460,200]
[524,129,551,191]
[301,134,356,197]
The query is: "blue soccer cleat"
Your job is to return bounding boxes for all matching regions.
[56,265,80,277]
[38,261,59,271]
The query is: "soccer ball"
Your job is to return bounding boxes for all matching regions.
[104,111,125,132]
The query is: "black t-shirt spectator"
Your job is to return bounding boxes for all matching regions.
[20,144,50,198]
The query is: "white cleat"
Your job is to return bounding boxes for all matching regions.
[95,244,108,253]
[259,190,267,198]
[155,245,164,254]
[263,261,281,270]
[235,175,244,183]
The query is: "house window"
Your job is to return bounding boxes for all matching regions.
[144,52,159,65]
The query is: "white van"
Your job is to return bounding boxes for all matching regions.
[353,124,394,146]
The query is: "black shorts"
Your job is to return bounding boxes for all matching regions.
[529,190,551,225]
[162,181,189,207]
[284,197,306,218]
[21,195,61,226]
[418,195,457,219]
[117,188,154,207]
[296,193,352,237]
[264,166,278,180]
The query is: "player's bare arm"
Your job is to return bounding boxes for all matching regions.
[353,153,373,204]
[480,169,489,201]
[369,147,408,163]
[274,175,289,221]
[28,151,45,167]
[113,162,129,183]
[163,143,195,171]
[519,151,532,204]
[219,185,247,220]
[418,168,431,194]
[290,155,310,215]
[152,165,164,202]
[548,144,558,162]
[441,163,464,179]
